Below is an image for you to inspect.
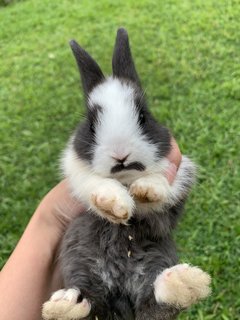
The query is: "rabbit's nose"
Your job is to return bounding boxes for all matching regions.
[111,154,130,164]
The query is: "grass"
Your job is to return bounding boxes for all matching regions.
[0,0,239,318]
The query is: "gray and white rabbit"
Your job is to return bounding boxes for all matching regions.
[42,28,211,320]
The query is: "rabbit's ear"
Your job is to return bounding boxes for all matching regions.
[112,28,141,86]
[70,40,105,95]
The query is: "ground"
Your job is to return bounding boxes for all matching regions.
[0,0,239,319]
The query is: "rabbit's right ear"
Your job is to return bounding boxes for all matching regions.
[69,40,105,96]
[112,28,141,86]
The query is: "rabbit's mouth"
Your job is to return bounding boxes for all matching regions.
[111,161,145,174]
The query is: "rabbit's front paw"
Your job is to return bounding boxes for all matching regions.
[42,288,91,320]
[91,182,135,224]
[130,176,170,204]
[154,264,211,308]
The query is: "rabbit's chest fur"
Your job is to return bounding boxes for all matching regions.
[109,159,169,185]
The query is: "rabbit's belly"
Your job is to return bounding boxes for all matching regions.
[90,237,177,301]
[61,213,177,303]
[95,255,146,291]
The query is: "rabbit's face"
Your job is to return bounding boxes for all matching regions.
[69,29,171,182]
[87,77,157,178]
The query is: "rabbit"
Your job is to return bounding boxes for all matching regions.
[42,28,211,320]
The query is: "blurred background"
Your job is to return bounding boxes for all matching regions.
[0,0,239,319]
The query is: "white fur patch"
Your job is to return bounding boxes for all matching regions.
[62,142,196,217]
[91,180,135,224]
[50,289,66,302]
[154,264,211,308]
[42,288,91,320]
[88,77,158,177]
[61,146,134,223]
[169,156,196,204]
[130,175,170,203]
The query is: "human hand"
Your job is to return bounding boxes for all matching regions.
[164,137,182,184]
[0,182,85,320]
[36,179,85,232]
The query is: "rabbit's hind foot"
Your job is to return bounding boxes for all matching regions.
[42,288,91,320]
[154,263,211,309]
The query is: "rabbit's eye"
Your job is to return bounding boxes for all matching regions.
[139,112,145,125]
[90,123,95,134]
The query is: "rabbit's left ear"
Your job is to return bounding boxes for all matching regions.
[112,28,141,86]
[70,40,105,96]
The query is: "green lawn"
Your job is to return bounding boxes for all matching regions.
[0,0,239,319]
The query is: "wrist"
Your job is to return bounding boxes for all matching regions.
[169,137,182,168]
[0,203,64,320]
[32,206,64,260]
[36,180,85,233]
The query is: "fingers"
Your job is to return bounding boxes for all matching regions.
[164,163,177,184]
[37,179,85,231]
[167,137,182,169]
[164,137,182,184]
